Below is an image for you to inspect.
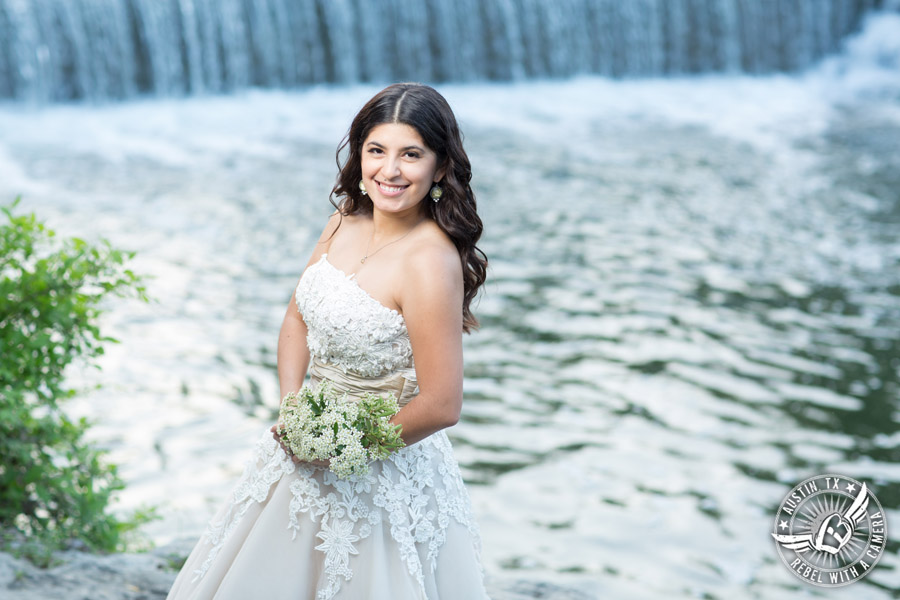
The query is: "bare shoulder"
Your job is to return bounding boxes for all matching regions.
[397,220,463,330]
[404,221,462,289]
[304,211,347,268]
[315,211,344,245]
[312,211,368,250]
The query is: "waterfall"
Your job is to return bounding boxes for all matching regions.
[0,0,885,102]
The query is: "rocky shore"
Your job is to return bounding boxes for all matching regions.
[1,540,596,600]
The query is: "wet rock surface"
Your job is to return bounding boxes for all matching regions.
[0,541,597,600]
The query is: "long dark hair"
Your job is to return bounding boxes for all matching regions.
[331,83,487,332]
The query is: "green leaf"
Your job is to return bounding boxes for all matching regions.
[0,198,154,563]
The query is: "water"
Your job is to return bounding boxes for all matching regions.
[1,12,899,600]
[0,0,883,102]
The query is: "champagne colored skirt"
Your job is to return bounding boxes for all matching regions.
[166,427,489,600]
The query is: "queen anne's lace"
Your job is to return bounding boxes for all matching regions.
[295,255,413,377]
[191,255,485,599]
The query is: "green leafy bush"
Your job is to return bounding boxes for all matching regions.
[0,198,152,566]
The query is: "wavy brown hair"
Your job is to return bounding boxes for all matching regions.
[331,83,487,332]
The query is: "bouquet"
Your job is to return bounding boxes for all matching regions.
[276,381,405,479]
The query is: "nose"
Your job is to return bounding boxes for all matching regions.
[380,155,402,180]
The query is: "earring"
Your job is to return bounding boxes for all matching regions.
[429,183,443,202]
[359,180,367,196]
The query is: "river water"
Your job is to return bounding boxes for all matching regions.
[1,13,899,600]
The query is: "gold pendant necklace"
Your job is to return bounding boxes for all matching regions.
[361,224,418,264]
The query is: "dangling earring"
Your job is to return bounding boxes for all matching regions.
[359,180,367,196]
[429,183,443,202]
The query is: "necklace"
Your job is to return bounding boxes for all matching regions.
[360,224,418,264]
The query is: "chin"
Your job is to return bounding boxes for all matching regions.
[372,198,425,215]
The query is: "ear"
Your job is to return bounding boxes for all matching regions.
[434,163,448,183]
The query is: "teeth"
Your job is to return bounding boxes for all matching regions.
[378,182,406,193]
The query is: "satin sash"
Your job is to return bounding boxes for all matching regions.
[308,358,419,408]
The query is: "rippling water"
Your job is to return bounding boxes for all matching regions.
[2,14,899,599]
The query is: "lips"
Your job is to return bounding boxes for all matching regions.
[376,181,409,195]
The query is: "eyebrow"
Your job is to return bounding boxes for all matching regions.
[365,141,426,153]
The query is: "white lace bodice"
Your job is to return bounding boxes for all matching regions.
[295,254,413,377]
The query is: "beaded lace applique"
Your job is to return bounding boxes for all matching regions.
[295,254,413,378]
[288,430,483,599]
[193,437,296,581]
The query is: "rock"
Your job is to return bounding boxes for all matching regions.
[0,541,189,600]
[1,540,596,599]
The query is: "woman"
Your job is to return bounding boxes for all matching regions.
[167,83,490,599]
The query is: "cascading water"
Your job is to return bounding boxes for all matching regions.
[0,0,887,102]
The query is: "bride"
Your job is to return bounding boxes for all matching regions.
[167,83,490,599]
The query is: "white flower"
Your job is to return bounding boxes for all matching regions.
[315,518,360,570]
[358,522,372,538]
[278,381,405,480]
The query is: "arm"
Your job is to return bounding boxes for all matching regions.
[273,290,316,462]
[277,212,343,399]
[277,292,310,399]
[390,245,465,447]
[273,213,343,466]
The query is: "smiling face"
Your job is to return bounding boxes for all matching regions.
[360,122,445,217]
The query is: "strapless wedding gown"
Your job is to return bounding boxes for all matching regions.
[167,254,489,600]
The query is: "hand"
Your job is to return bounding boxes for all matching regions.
[270,425,331,467]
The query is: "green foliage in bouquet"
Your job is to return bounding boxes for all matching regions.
[0,198,153,566]
[278,381,406,479]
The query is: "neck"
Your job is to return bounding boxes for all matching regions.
[371,204,426,239]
